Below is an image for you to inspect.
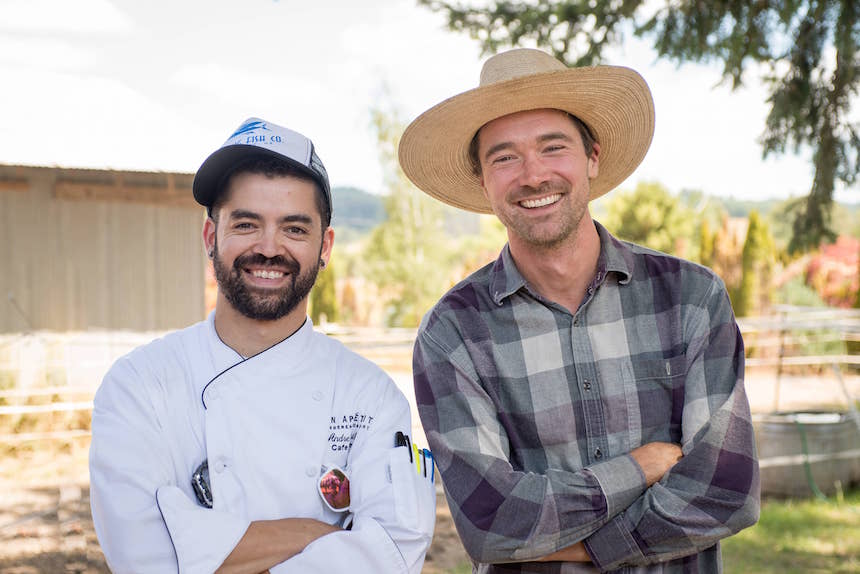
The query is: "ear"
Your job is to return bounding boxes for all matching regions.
[319,226,335,268]
[203,217,216,258]
[587,142,601,179]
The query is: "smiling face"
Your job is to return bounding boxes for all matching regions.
[477,108,600,251]
[203,171,333,322]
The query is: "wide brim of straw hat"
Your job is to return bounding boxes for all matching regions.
[398,50,655,214]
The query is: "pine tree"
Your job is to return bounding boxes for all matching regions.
[421,0,859,253]
[736,211,776,317]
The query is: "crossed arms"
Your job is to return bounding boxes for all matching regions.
[413,279,759,570]
[90,356,434,574]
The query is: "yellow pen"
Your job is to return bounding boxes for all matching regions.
[413,443,421,474]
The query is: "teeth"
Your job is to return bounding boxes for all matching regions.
[520,194,561,209]
[252,270,284,279]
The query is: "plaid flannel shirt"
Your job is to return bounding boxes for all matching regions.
[413,221,759,573]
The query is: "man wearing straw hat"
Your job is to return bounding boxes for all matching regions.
[90,118,435,573]
[401,49,759,572]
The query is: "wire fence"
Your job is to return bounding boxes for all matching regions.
[0,307,857,444]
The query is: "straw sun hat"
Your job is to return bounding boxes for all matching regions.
[398,48,655,213]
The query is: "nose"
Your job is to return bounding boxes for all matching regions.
[519,152,550,188]
[253,228,283,258]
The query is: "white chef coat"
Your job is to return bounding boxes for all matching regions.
[89,313,435,574]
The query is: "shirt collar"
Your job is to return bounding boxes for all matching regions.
[206,310,313,365]
[594,220,634,286]
[489,220,634,305]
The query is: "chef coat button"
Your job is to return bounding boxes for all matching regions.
[594,448,603,460]
[305,466,316,477]
[312,390,323,401]
[213,458,227,473]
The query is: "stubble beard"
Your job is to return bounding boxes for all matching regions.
[212,241,321,321]
[502,179,590,250]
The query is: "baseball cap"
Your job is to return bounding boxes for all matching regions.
[192,117,332,218]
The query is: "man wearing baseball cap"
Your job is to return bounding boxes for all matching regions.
[402,49,759,572]
[90,118,435,573]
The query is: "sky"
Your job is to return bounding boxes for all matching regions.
[0,0,855,204]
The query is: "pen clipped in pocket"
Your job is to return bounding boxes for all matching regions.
[389,437,436,537]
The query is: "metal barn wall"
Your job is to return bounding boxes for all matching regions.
[0,165,206,333]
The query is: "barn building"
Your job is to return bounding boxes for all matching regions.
[0,163,207,334]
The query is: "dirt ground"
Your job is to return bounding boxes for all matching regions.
[0,368,857,573]
[0,443,470,574]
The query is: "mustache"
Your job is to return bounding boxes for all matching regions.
[232,253,300,273]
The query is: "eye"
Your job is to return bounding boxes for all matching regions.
[543,144,566,153]
[233,221,256,230]
[491,154,516,165]
[285,226,309,235]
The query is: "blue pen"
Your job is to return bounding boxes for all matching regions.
[423,448,434,482]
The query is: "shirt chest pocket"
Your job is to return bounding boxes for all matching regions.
[619,354,686,446]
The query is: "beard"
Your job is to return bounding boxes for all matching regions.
[212,243,321,321]
[501,179,589,249]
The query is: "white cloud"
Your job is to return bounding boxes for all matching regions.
[0,0,131,34]
[0,36,95,71]
[0,0,848,202]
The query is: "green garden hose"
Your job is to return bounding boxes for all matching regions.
[793,419,828,500]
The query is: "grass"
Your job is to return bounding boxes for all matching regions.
[431,490,860,574]
[722,490,860,573]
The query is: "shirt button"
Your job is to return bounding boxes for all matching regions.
[583,380,591,391]
[594,448,603,460]
[306,466,316,477]
[213,458,227,473]
[312,390,323,401]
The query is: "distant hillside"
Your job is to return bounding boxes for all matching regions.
[330,186,481,241]
[678,191,782,217]
[331,187,385,239]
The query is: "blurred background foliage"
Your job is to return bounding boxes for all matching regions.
[311,105,858,329]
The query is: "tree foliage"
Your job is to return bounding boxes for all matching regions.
[699,218,716,269]
[602,181,695,255]
[363,105,453,327]
[310,256,338,324]
[452,215,508,277]
[735,211,776,316]
[710,214,746,300]
[420,0,860,253]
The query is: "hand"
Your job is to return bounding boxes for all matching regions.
[630,442,683,486]
[215,519,340,574]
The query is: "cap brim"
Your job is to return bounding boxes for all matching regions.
[398,65,655,213]
[192,144,325,209]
